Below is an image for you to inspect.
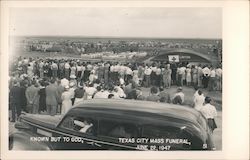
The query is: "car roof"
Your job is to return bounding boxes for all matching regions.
[73,99,202,123]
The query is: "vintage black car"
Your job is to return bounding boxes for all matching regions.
[9,99,214,150]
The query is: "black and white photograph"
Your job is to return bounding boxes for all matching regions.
[7,7,223,151]
[1,1,249,159]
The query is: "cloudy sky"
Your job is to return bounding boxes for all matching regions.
[9,7,222,38]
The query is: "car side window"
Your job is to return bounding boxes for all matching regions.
[98,119,139,139]
[59,116,97,135]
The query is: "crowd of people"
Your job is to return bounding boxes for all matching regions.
[9,57,222,91]
[9,56,219,133]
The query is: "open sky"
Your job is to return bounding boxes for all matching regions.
[9,7,222,39]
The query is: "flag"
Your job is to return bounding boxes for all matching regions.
[168,55,179,62]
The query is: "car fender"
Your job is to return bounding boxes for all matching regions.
[9,131,52,150]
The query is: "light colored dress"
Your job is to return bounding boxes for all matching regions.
[27,66,34,77]
[70,66,77,77]
[192,68,198,84]
[61,91,72,115]
[186,68,191,83]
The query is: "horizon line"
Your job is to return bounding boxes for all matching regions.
[10,35,222,40]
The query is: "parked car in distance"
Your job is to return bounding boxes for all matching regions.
[9,99,214,150]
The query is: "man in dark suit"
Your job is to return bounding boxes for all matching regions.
[25,80,40,114]
[46,79,60,116]
[9,81,22,122]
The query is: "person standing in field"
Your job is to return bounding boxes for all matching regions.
[46,79,60,116]
[186,66,192,86]
[9,81,22,122]
[209,67,216,91]
[38,81,46,113]
[25,81,39,113]
[32,83,40,114]
[215,65,222,91]
[202,65,211,89]
[191,65,198,87]
[51,61,58,79]
[200,97,217,133]
[197,64,203,88]
[64,61,70,79]
[162,64,171,89]
[61,85,72,115]
[144,65,152,88]
[74,82,85,105]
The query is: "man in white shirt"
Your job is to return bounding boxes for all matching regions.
[200,97,217,133]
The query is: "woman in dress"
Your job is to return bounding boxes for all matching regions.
[70,63,77,78]
[186,66,192,86]
[166,64,172,88]
[197,64,203,87]
[61,86,73,115]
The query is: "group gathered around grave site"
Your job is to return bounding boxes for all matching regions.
[9,57,221,132]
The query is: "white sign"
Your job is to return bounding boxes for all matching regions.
[168,55,179,62]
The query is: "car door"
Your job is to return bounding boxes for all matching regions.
[95,117,141,150]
